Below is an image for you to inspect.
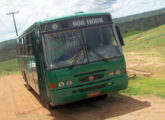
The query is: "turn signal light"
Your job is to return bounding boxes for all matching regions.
[124,68,127,74]
[50,83,55,90]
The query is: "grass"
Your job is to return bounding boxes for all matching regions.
[121,24,165,98]
[123,25,165,76]
[123,24,165,52]
[121,76,165,98]
[0,59,19,76]
[122,30,146,38]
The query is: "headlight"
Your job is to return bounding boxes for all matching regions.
[58,82,64,87]
[109,71,114,77]
[66,80,72,86]
[116,69,121,75]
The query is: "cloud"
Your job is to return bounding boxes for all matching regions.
[0,0,118,42]
[108,0,165,18]
[0,0,165,42]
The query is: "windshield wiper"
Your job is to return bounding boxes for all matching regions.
[69,39,86,69]
[69,50,83,69]
[86,44,108,62]
[69,49,87,69]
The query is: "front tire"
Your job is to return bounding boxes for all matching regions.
[45,101,53,110]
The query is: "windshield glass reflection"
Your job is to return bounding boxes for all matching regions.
[42,25,122,69]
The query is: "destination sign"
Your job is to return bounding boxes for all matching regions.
[40,15,111,33]
[72,17,104,27]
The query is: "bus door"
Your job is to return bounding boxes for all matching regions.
[31,60,40,94]
[27,60,36,90]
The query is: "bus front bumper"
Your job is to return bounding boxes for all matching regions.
[49,75,128,106]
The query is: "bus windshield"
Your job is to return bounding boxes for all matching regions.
[42,25,122,69]
[83,25,122,62]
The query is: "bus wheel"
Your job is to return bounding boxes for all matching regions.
[24,73,32,91]
[26,83,32,91]
[45,102,53,110]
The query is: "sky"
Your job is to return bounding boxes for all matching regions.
[0,0,165,42]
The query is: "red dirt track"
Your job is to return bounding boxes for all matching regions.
[0,74,165,120]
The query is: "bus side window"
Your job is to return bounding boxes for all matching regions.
[18,38,21,55]
[21,38,24,55]
[27,34,30,56]
[29,32,34,56]
[23,37,26,55]
[26,36,29,55]
[25,36,28,55]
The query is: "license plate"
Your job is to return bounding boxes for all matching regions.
[88,91,100,98]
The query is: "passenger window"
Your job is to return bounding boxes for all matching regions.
[21,38,24,55]
[23,37,27,55]
[29,32,34,56]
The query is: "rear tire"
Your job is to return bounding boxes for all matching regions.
[24,72,32,91]
[26,83,32,91]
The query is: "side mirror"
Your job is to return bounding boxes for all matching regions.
[36,40,41,53]
[115,25,125,46]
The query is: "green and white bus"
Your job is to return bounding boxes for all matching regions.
[17,12,128,109]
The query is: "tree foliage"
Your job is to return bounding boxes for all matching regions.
[0,39,17,62]
[114,8,165,33]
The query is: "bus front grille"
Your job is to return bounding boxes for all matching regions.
[78,74,104,83]
[74,69,106,77]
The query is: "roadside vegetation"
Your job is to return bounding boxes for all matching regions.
[122,76,165,98]
[0,39,17,62]
[115,7,165,33]
[122,24,165,98]
[0,59,19,76]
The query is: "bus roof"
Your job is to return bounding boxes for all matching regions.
[19,12,110,37]
[39,12,110,24]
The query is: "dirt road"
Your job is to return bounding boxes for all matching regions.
[0,74,165,120]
